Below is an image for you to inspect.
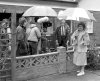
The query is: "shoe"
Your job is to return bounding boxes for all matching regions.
[77,71,85,76]
[77,70,80,73]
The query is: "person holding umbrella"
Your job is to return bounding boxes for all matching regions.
[71,22,90,76]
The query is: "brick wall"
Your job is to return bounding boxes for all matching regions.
[92,11,100,46]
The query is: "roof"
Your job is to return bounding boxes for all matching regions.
[0,0,78,13]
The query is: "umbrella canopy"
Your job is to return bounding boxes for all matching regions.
[57,10,67,20]
[23,6,57,17]
[63,8,96,21]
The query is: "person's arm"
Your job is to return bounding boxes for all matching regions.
[35,27,41,41]
[16,27,19,41]
[16,26,22,41]
[55,27,59,46]
[83,33,90,45]
[71,30,78,46]
[66,29,70,40]
[16,27,20,45]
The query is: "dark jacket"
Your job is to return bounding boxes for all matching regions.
[16,26,26,41]
[55,26,69,45]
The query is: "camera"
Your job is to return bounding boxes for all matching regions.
[43,21,52,28]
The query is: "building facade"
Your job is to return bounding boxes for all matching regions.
[79,0,100,46]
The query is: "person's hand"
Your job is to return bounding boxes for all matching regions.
[56,40,59,46]
[66,40,69,46]
[75,36,77,39]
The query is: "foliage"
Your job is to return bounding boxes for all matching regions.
[86,48,100,70]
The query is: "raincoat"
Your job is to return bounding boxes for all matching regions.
[71,30,90,65]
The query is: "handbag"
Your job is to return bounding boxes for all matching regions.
[16,40,28,56]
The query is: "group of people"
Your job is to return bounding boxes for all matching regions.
[16,16,53,56]
[16,16,90,76]
[16,16,71,56]
[0,17,90,76]
[16,17,42,56]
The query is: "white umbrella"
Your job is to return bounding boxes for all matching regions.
[63,8,96,21]
[57,10,67,20]
[23,6,57,17]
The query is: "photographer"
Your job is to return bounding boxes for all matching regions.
[38,17,52,53]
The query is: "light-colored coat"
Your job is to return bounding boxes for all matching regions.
[71,30,90,52]
[26,24,41,42]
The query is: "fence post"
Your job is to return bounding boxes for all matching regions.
[57,46,67,74]
[11,12,16,81]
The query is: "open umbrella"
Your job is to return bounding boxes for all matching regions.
[62,8,96,21]
[57,10,67,20]
[23,6,57,17]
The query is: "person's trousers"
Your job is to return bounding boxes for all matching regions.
[59,36,67,50]
[16,40,27,56]
[28,41,38,55]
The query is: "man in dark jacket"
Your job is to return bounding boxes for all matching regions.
[55,19,70,50]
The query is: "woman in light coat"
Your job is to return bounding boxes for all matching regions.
[71,22,90,76]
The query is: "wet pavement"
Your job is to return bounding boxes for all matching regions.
[29,70,100,81]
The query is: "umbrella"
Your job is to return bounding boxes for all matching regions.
[63,8,96,21]
[57,10,67,20]
[23,6,57,17]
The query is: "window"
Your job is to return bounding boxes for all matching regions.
[86,21,93,33]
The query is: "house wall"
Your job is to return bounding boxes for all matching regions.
[92,11,100,46]
[78,0,100,46]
